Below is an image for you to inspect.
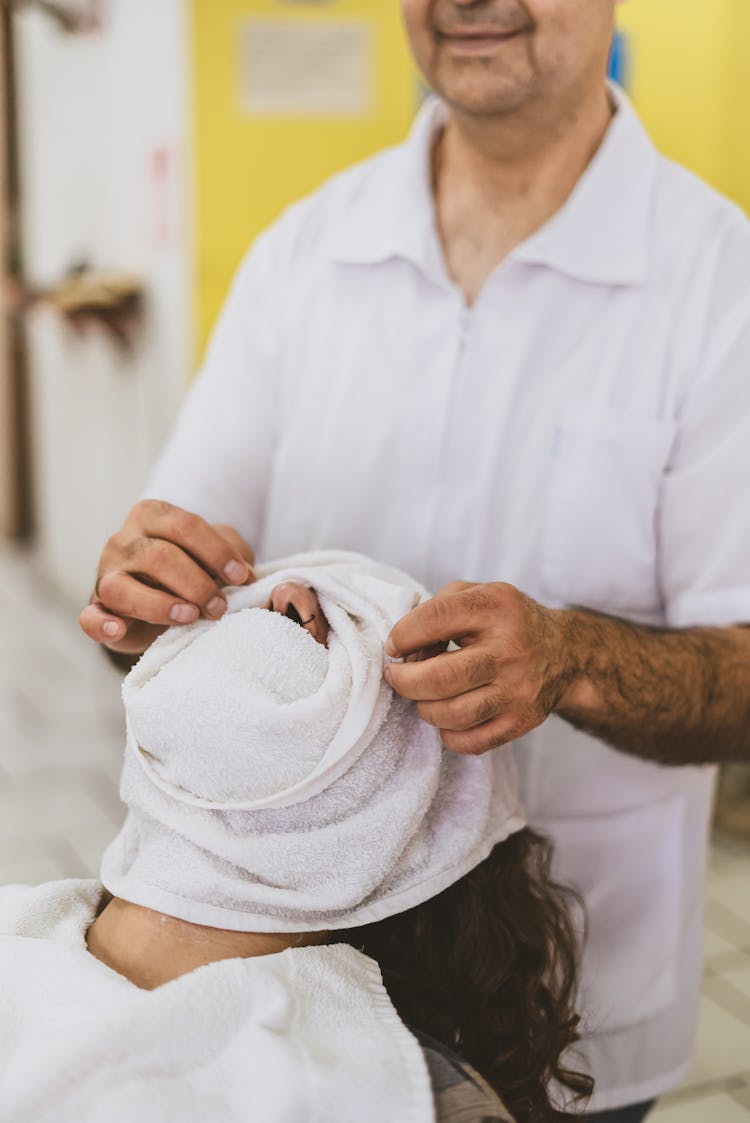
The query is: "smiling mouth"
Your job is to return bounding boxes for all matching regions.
[438,28,527,48]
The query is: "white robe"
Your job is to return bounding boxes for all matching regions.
[0,880,435,1123]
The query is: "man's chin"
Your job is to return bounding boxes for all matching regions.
[437,77,534,119]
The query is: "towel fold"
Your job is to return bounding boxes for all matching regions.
[101,551,525,932]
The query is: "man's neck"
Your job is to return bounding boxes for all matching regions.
[433,83,615,304]
[86,898,329,990]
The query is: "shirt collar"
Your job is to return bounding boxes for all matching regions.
[323,98,445,280]
[324,84,657,288]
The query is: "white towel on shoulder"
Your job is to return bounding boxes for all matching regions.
[102,551,524,932]
[0,880,436,1123]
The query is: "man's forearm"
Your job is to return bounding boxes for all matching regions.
[554,611,750,766]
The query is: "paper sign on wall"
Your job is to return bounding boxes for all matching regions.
[240,19,374,117]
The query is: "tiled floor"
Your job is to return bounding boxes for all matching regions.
[1,543,750,1120]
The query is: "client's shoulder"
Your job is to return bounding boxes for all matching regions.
[0,878,103,939]
[413,1030,516,1123]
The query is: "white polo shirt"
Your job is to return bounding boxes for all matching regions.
[148,88,750,1111]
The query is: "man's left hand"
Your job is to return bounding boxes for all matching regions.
[384,582,574,755]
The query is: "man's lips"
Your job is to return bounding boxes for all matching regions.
[437,27,528,49]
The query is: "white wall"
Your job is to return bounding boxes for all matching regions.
[16,0,192,606]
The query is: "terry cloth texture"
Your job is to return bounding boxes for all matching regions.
[101,551,525,932]
[0,880,435,1123]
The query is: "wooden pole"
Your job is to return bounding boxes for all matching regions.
[0,3,32,541]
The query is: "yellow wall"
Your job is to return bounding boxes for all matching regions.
[617,0,750,213]
[190,0,418,359]
[191,2,750,359]
[726,0,750,214]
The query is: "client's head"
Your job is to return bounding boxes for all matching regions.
[100,551,591,1122]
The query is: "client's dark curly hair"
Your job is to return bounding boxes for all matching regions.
[335,827,593,1123]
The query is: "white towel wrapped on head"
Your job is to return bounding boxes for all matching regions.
[101,551,525,932]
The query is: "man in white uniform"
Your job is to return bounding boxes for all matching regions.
[80,2,750,1119]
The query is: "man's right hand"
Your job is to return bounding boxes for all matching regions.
[79,500,256,657]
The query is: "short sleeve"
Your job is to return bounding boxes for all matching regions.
[144,226,285,545]
[660,215,750,629]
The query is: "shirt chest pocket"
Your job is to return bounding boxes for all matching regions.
[538,400,677,616]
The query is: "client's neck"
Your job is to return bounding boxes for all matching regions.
[87,898,329,990]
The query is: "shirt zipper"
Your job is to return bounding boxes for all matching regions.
[421,303,472,589]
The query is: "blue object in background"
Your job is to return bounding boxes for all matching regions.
[608,30,630,89]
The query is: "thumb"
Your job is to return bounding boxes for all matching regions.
[79,602,166,655]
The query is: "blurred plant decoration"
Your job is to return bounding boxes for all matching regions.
[2,0,103,34]
[4,263,144,355]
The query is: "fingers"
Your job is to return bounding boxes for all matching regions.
[419,697,540,756]
[126,501,253,586]
[213,524,256,578]
[416,683,509,732]
[383,578,561,755]
[83,501,260,660]
[440,713,524,756]
[96,574,202,627]
[91,503,258,637]
[403,641,448,664]
[385,582,506,657]
[79,603,166,655]
[385,646,496,701]
[102,536,233,622]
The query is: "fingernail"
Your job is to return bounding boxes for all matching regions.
[170,604,199,624]
[383,666,393,686]
[206,596,226,619]
[384,638,397,657]
[102,620,122,638]
[224,560,249,584]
